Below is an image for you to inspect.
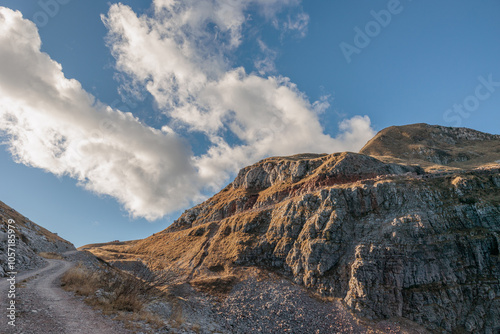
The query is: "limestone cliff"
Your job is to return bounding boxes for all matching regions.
[91,124,500,333]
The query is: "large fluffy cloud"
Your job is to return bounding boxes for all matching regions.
[0,7,199,220]
[0,2,375,221]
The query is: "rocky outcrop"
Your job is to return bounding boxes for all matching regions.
[118,124,500,333]
[168,152,424,232]
[0,201,75,276]
[229,173,499,332]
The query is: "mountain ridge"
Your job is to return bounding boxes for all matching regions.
[83,123,500,333]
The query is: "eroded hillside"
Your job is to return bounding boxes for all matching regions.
[84,124,500,333]
[0,201,75,276]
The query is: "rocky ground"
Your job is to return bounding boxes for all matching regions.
[135,268,430,334]
[208,273,428,334]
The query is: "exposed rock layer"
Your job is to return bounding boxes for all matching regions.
[0,201,75,276]
[93,124,500,333]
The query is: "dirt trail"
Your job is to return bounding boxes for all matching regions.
[1,251,130,334]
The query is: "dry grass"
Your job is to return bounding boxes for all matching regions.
[61,264,100,297]
[169,303,185,329]
[192,323,201,333]
[78,240,140,263]
[190,275,238,296]
[61,259,185,332]
[61,263,169,329]
[39,252,64,260]
[360,123,500,170]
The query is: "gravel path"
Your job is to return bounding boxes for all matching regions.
[0,251,130,334]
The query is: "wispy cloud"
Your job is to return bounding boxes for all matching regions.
[255,39,278,75]
[0,3,375,221]
[284,12,310,37]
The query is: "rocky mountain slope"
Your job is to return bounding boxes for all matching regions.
[86,124,500,333]
[0,201,75,276]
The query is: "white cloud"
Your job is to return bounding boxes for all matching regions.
[0,2,376,221]
[102,0,312,113]
[0,7,199,220]
[283,12,309,37]
[255,39,278,75]
[103,0,375,187]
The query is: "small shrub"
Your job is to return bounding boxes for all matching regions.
[61,264,101,297]
[61,263,145,312]
[61,262,174,330]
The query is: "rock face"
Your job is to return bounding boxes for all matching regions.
[0,201,75,276]
[123,124,500,333]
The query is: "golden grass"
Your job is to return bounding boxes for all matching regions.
[260,153,328,162]
[360,123,500,171]
[78,241,141,264]
[60,259,196,332]
[38,252,64,260]
[61,263,166,329]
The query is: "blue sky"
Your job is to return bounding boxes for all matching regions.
[0,0,499,247]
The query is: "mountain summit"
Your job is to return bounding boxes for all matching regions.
[85,124,500,333]
[360,123,500,169]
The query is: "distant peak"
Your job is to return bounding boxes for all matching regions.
[360,123,500,169]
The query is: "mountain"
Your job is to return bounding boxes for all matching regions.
[360,123,500,170]
[0,201,75,276]
[84,124,500,333]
